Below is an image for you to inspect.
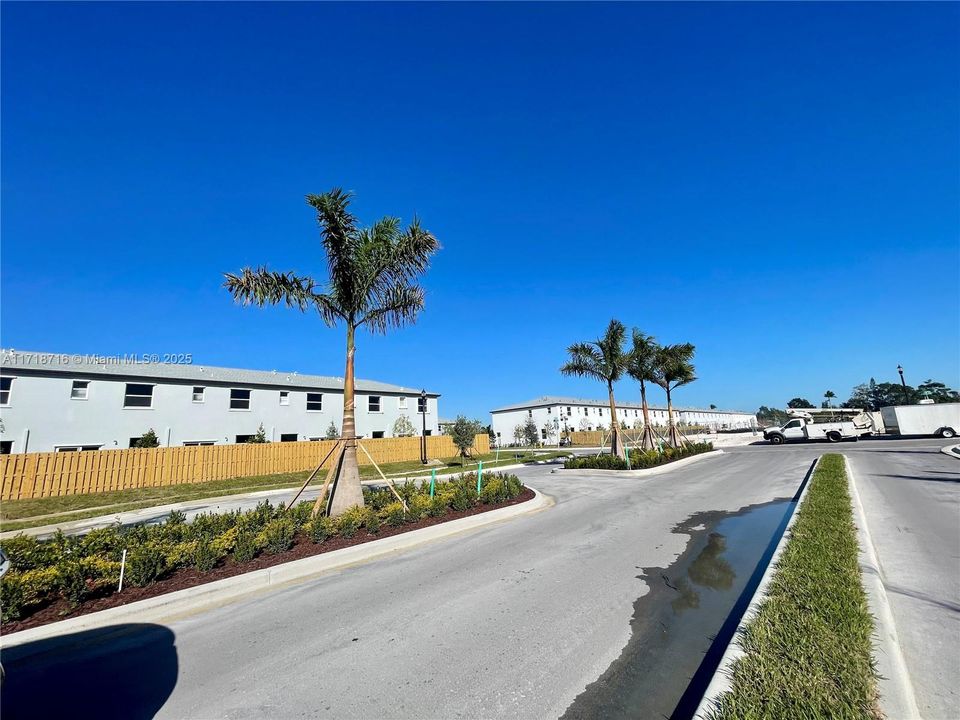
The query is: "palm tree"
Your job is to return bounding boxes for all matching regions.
[224,188,439,516]
[652,343,697,448]
[560,319,629,460]
[626,329,660,450]
[823,390,836,408]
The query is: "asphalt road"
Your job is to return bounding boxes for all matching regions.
[2,438,953,720]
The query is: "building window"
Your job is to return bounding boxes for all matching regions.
[541,429,547,439]
[307,393,323,412]
[528,410,532,418]
[0,440,12,454]
[0,377,11,405]
[417,396,427,413]
[398,396,408,410]
[71,380,90,400]
[424,429,432,436]
[193,386,205,403]
[280,433,298,442]
[56,445,101,452]
[547,407,552,414]
[368,396,381,412]
[599,408,603,416]
[372,431,385,439]
[279,391,290,406]
[184,440,215,446]
[235,434,255,443]
[567,406,571,414]
[230,389,251,410]
[123,383,154,408]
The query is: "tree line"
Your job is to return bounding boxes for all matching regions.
[560,319,697,459]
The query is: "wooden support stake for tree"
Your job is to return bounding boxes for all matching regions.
[288,440,342,508]
[356,441,408,511]
[311,442,345,518]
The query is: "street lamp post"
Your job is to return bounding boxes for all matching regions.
[897,365,909,405]
[420,389,428,464]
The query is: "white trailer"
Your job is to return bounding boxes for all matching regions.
[880,403,959,438]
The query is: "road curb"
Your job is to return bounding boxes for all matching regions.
[691,456,818,719]
[0,486,553,653]
[557,449,725,477]
[939,443,960,459]
[845,455,922,720]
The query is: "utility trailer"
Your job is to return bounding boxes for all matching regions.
[880,402,959,438]
[763,408,872,445]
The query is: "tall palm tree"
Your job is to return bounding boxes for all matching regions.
[224,188,439,516]
[560,319,629,460]
[626,329,660,450]
[823,390,836,408]
[652,343,697,448]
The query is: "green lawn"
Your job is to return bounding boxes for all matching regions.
[706,454,880,719]
[0,450,566,532]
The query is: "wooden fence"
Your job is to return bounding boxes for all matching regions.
[0,433,490,501]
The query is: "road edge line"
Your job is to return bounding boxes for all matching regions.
[1,486,553,653]
[845,454,922,720]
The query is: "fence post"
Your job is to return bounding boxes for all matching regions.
[476,461,483,496]
[430,469,436,498]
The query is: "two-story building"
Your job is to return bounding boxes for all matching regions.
[0,350,440,453]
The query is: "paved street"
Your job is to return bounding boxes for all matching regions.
[2,438,955,720]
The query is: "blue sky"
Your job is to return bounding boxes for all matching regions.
[2,2,958,419]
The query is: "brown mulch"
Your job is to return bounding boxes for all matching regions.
[2,487,535,634]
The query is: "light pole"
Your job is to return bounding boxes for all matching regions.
[420,389,428,464]
[897,365,909,405]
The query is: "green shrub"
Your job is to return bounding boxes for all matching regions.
[192,536,221,572]
[57,560,88,607]
[364,508,381,534]
[382,501,407,527]
[289,501,314,530]
[126,544,167,587]
[79,526,124,559]
[167,510,187,525]
[450,481,476,511]
[396,481,419,504]
[427,495,449,518]
[336,507,365,538]
[1,575,25,622]
[233,530,259,563]
[308,516,337,544]
[259,517,295,555]
[407,495,431,522]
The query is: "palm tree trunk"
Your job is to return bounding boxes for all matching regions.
[639,380,656,450]
[329,323,364,516]
[666,386,680,448]
[607,383,626,460]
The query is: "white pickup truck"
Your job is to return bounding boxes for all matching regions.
[763,409,871,445]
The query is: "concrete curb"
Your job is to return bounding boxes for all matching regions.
[845,455,922,720]
[0,486,553,653]
[692,456,818,719]
[939,443,960,459]
[557,449,725,477]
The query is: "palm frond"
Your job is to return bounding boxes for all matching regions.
[223,267,320,312]
[560,342,608,384]
[360,283,425,334]
[306,188,359,308]
[627,328,659,382]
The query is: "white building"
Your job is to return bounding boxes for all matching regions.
[0,350,440,454]
[490,396,756,444]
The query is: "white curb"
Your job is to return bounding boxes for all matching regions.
[845,455,922,720]
[939,443,960,459]
[557,449,725,477]
[1,486,552,653]
[692,456,818,719]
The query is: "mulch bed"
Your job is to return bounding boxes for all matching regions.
[2,487,535,634]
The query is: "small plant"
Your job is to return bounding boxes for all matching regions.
[1,575,26,622]
[336,506,365,538]
[364,508,381,534]
[288,501,314,530]
[133,429,160,449]
[427,495,448,517]
[407,495,431,522]
[392,415,416,437]
[233,530,259,563]
[57,561,88,607]
[450,481,475,512]
[383,501,407,527]
[126,544,167,587]
[308,516,337,544]
[192,536,221,572]
[259,517,295,555]
[247,424,268,444]
[324,420,340,440]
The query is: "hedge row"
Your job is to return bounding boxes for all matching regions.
[563,441,715,470]
[0,472,524,623]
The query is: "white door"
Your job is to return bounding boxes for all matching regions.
[782,419,805,439]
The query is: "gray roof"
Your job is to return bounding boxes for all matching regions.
[0,349,438,396]
[490,395,751,415]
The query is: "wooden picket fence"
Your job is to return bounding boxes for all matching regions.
[0,433,490,501]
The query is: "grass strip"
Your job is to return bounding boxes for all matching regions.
[707,454,880,720]
[1,451,565,531]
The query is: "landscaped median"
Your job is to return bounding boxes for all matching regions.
[0,472,529,633]
[563,441,716,471]
[701,454,881,719]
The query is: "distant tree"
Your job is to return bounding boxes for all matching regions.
[324,421,340,440]
[247,424,268,444]
[652,343,697,448]
[822,390,836,408]
[523,417,540,446]
[486,424,497,446]
[561,319,630,459]
[757,406,790,426]
[709,404,717,410]
[917,380,960,404]
[392,415,416,437]
[449,415,481,463]
[513,424,525,446]
[787,398,812,409]
[542,422,557,445]
[578,417,592,432]
[134,429,160,448]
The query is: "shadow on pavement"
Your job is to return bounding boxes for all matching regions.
[1,623,177,720]
[875,473,960,483]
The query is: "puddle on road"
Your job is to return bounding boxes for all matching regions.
[561,497,794,720]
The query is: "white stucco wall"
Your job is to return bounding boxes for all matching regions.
[0,372,439,453]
